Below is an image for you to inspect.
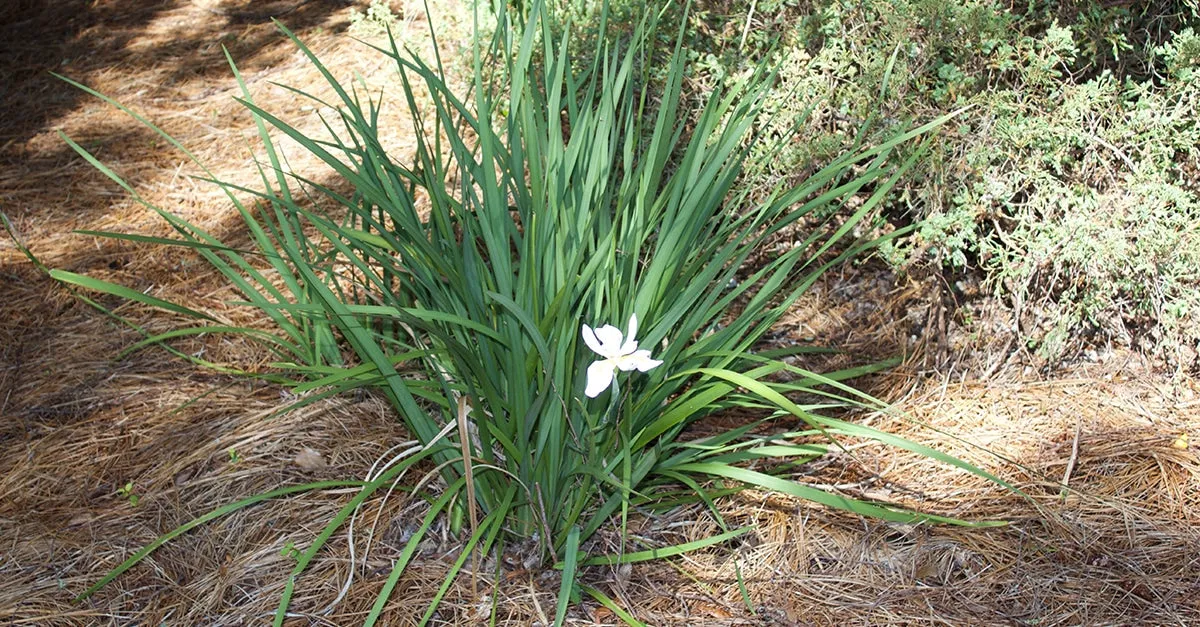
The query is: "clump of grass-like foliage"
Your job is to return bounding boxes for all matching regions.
[51,1,1007,623]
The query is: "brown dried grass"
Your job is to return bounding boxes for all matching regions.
[3,1,1200,624]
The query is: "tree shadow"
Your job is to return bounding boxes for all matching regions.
[0,0,165,151]
[0,0,353,240]
[0,0,369,436]
[0,0,349,149]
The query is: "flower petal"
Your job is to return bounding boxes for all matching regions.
[613,350,661,372]
[581,324,605,355]
[629,350,662,372]
[585,360,616,398]
[620,313,639,354]
[591,324,625,355]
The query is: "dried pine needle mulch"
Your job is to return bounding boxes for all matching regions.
[5,1,1200,625]
[6,331,1200,626]
[653,365,1200,626]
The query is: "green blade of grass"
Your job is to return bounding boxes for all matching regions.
[49,270,217,322]
[554,526,581,626]
[580,585,646,627]
[75,480,363,602]
[679,462,1002,526]
[274,445,451,626]
[362,476,468,627]
[576,526,752,567]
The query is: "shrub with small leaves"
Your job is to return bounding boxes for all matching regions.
[668,0,1200,367]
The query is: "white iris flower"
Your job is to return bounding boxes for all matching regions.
[581,314,662,398]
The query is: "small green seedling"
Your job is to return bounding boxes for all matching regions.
[279,541,301,561]
[116,481,139,507]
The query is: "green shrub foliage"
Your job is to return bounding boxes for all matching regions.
[634,0,1200,366]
